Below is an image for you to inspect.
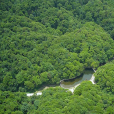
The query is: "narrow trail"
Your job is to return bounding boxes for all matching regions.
[27,91,42,97]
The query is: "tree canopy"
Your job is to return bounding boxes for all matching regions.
[0,0,114,113]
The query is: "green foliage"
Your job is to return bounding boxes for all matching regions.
[1,0,114,113]
[1,0,114,93]
[0,91,27,114]
[95,60,114,93]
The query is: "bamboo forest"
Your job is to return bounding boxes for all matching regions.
[0,0,114,114]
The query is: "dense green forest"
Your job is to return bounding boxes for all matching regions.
[0,0,114,113]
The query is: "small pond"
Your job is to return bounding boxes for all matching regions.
[60,69,94,89]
